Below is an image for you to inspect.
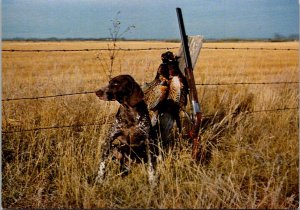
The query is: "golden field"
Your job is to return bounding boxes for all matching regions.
[2,41,299,208]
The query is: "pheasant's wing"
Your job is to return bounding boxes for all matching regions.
[142,79,168,110]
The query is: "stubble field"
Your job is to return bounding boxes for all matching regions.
[2,40,299,208]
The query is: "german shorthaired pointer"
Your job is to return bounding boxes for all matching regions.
[95,75,157,185]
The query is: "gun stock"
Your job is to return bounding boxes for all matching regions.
[176,8,202,160]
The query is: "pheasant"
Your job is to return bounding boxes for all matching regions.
[143,51,188,148]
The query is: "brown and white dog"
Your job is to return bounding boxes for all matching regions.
[95,75,157,184]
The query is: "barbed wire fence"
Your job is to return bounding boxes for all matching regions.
[2,46,298,52]
[2,107,298,134]
[2,46,299,134]
[2,81,299,102]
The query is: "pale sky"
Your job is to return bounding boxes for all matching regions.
[2,0,299,40]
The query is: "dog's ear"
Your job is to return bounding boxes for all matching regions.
[127,80,144,107]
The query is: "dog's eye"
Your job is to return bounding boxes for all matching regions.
[111,83,119,86]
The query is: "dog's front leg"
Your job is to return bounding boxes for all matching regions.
[146,139,157,187]
[96,140,110,184]
[96,125,123,184]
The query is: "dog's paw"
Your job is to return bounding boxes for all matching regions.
[148,163,157,188]
[95,161,106,184]
[95,175,105,184]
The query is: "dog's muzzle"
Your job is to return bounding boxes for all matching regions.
[96,88,114,101]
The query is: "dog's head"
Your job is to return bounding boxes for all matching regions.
[96,75,144,107]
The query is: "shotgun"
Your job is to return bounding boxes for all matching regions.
[176,8,202,160]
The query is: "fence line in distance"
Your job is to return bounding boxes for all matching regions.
[202,47,298,51]
[2,47,179,52]
[2,47,298,52]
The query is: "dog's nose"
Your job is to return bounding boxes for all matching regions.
[96,89,104,97]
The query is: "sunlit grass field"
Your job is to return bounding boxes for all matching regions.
[2,40,299,208]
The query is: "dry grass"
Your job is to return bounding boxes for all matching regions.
[2,40,299,208]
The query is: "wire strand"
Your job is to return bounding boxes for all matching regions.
[2,107,298,134]
[2,47,298,52]
[202,47,298,51]
[2,122,103,134]
[3,81,298,102]
[2,47,179,52]
[2,91,95,101]
[195,81,299,86]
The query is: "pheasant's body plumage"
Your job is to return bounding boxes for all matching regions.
[143,51,188,112]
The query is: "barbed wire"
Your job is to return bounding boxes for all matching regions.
[202,47,298,51]
[2,81,298,102]
[2,47,298,52]
[2,47,179,52]
[2,91,95,102]
[195,81,299,86]
[247,107,299,113]
[2,107,298,134]
[2,122,102,134]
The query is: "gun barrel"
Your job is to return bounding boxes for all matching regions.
[176,8,203,161]
[176,8,193,69]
